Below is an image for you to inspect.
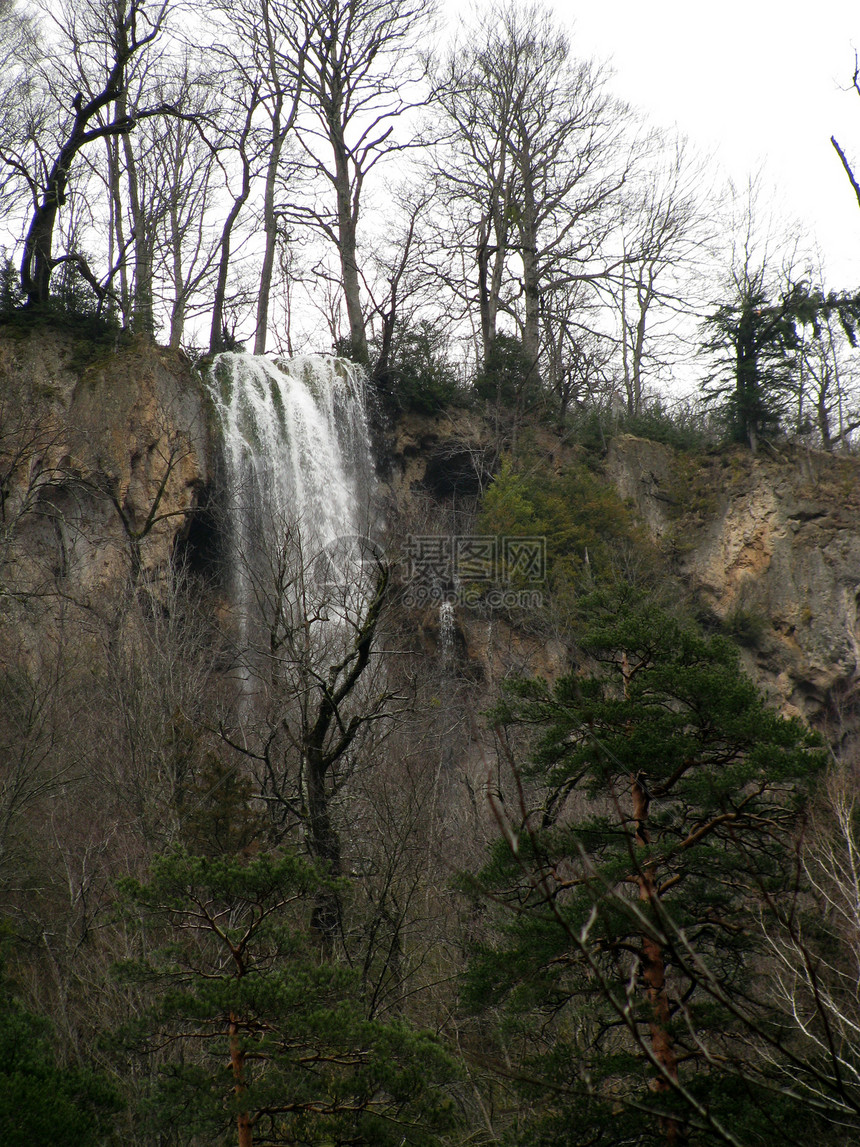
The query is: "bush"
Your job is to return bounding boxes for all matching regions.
[476,453,651,601]
[375,321,465,414]
[473,333,535,405]
[622,399,711,451]
[0,957,121,1145]
[566,398,712,455]
[0,254,24,314]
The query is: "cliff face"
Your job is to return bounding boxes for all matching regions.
[606,435,860,740]
[0,328,208,664]
[5,327,860,745]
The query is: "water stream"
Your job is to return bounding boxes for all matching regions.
[205,352,376,672]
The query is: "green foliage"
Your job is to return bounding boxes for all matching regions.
[477,454,650,600]
[462,592,829,1144]
[473,332,541,411]
[721,605,769,648]
[701,278,798,449]
[0,952,122,1145]
[334,333,369,366]
[0,247,123,343]
[700,277,860,451]
[621,399,711,451]
[377,320,465,414]
[567,399,712,455]
[0,253,24,314]
[0,301,123,349]
[179,751,267,858]
[116,847,459,1146]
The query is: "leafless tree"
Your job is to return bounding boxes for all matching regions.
[4,0,173,309]
[431,1,631,379]
[613,136,716,414]
[281,0,436,365]
[206,0,316,355]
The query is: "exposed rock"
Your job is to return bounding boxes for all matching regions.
[377,407,494,512]
[606,435,860,740]
[6,326,860,749]
[0,326,209,663]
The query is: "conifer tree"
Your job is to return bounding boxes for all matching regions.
[117,847,459,1147]
[463,593,831,1146]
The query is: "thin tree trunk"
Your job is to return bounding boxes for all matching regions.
[305,746,342,952]
[210,95,258,353]
[254,107,285,356]
[106,134,131,324]
[519,172,541,382]
[332,133,367,364]
[229,1011,253,1147]
[120,91,154,337]
[632,772,685,1147]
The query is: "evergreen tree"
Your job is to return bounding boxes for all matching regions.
[702,275,860,453]
[702,275,798,451]
[462,593,832,1146]
[117,847,459,1147]
[0,954,121,1145]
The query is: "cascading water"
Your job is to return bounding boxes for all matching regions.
[206,352,376,676]
[439,601,455,664]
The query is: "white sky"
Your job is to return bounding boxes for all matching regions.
[554,0,860,289]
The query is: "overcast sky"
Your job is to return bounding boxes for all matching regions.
[557,0,860,289]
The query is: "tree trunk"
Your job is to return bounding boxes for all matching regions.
[229,1012,253,1147]
[333,134,367,364]
[168,195,185,349]
[254,101,285,356]
[121,105,154,337]
[305,745,342,951]
[632,772,685,1147]
[210,170,252,354]
[106,134,131,325]
[519,170,541,383]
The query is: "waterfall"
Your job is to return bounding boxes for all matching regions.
[439,601,455,664]
[205,352,376,673]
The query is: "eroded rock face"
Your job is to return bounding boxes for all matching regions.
[0,327,208,663]
[606,435,860,738]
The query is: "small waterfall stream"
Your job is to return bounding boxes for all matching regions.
[205,353,376,672]
[439,601,455,665]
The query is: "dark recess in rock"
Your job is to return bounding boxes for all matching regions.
[422,446,486,499]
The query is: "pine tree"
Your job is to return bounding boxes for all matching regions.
[702,276,798,451]
[117,847,459,1147]
[0,955,121,1146]
[462,592,830,1146]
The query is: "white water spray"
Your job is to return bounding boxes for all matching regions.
[439,600,455,664]
[206,353,376,669]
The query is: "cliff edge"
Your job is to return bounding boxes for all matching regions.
[606,435,860,742]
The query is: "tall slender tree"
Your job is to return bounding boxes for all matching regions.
[432,1,630,380]
[464,593,826,1146]
[284,0,435,365]
[11,0,172,310]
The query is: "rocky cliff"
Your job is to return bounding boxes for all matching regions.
[4,325,860,748]
[0,327,208,665]
[606,435,860,743]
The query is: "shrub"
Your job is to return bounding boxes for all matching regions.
[372,321,466,414]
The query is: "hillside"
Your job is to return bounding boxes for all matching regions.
[3,326,860,1145]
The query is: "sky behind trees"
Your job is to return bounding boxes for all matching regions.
[566,0,860,288]
[4,0,860,419]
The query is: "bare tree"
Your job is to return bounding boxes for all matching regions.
[6,0,172,309]
[217,521,400,950]
[791,279,860,450]
[432,1,631,379]
[614,137,715,414]
[202,0,321,355]
[282,0,436,365]
[141,65,224,348]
